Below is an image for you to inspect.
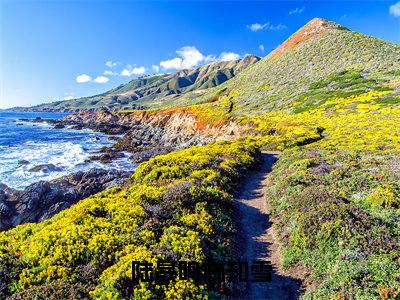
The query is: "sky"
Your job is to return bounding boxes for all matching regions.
[0,0,399,109]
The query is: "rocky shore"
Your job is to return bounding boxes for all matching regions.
[0,168,130,231]
[77,110,243,155]
[1,109,245,231]
[30,110,246,162]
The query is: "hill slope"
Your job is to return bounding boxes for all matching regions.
[175,18,400,115]
[27,55,260,112]
[1,18,400,300]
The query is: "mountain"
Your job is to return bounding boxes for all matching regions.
[2,18,400,300]
[179,18,400,115]
[26,55,260,112]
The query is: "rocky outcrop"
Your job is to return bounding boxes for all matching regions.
[58,110,247,162]
[3,108,246,231]
[28,163,62,173]
[0,168,130,231]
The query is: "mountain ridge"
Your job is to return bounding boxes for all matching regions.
[173,17,400,115]
[22,55,260,112]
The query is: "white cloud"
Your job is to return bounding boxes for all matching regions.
[247,22,287,32]
[160,58,182,70]
[219,52,241,62]
[390,1,400,16]
[204,54,217,63]
[76,74,92,83]
[93,76,110,83]
[152,65,160,72]
[103,70,119,76]
[160,46,206,70]
[121,65,146,76]
[63,92,74,100]
[259,44,265,52]
[247,23,267,32]
[289,7,304,15]
[121,69,130,76]
[177,46,205,68]
[158,46,244,70]
[105,60,119,67]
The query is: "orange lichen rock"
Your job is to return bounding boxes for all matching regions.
[272,18,347,58]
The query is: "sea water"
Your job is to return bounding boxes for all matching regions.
[0,111,133,189]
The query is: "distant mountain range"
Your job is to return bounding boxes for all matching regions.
[17,18,400,116]
[20,55,260,112]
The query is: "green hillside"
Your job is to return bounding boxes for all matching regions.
[25,55,259,112]
[175,18,400,115]
[1,18,399,299]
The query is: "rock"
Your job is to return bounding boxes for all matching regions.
[99,154,112,163]
[28,164,62,173]
[0,190,5,202]
[53,123,65,129]
[71,124,84,130]
[90,150,125,163]
[0,168,131,231]
[17,160,30,166]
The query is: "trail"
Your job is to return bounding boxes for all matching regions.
[233,152,302,300]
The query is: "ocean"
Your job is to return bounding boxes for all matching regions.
[0,111,133,190]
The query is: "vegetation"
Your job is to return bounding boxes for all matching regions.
[2,18,400,299]
[267,149,400,299]
[185,19,400,115]
[0,140,260,299]
[242,89,400,299]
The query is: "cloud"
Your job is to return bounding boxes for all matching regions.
[63,92,74,100]
[103,70,119,76]
[390,1,400,16]
[158,46,243,70]
[121,65,146,76]
[76,74,109,83]
[76,74,92,83]
[289,7,304,15]
[204,54,217,63]
[247,22,287,32]
[247,23,268,32]
[160,46,206,70]
[259,44,265,52]
[152,65,160,72]
[219,52,241,62]
[105,60,119,68]
[177,46,205,68]
[160,58,182,70]
[63,92,75,100]
[93,76,110,83]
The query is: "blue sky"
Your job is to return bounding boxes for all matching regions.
[1,1,399,109]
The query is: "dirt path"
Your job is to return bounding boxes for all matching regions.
[233,152,302,300]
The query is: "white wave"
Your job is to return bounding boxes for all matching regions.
[0,139,134,190]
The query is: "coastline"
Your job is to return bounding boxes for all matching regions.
[0,108,243,231]
[0,111,134,231]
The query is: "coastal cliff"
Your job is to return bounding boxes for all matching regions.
[60,109,247,161]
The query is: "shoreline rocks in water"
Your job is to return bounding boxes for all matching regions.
[0,168,130,231]
[51,109,245,162]
[6,109,244,231]
[28,163,63,173]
